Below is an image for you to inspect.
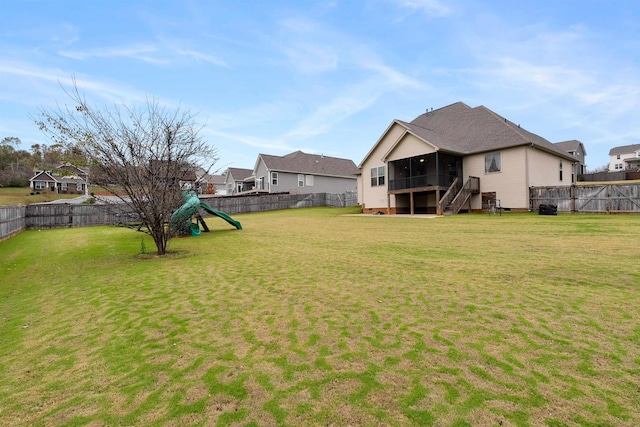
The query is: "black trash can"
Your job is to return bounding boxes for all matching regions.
[538,204,557,215]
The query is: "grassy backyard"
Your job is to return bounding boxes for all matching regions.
[0,208,638,426]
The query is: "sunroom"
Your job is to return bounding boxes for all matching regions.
[387,152,463,214]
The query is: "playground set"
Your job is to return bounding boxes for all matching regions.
[170,191,242,236]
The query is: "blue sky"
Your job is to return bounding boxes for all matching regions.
[1,0,638,171]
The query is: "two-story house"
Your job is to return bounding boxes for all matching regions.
[555,140,587,177]
[609,143,640,172]
[358,102,579,215]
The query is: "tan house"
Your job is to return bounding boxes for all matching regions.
[358,102,579,214]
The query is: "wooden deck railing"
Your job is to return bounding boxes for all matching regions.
[448,176,479,214]
[437,178,460,215]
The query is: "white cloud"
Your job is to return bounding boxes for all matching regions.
[391,0,452,18]
[0,60,149,105]
[283,43,338,74]
[486,58,595,95]
[176,49,229,67]
[59,43,230,68]
[59,44,166,64]
[204,128,294,152]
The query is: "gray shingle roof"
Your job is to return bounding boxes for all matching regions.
[227,167,253,181]
[259,151,358,178]
[609,143,640,156]
[554,140,583,152]
[400,102,574,159]
[208,174,225,185]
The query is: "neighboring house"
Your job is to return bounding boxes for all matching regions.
[224,167,255,195]
[555,140,587,176]
[57,163,88,179]
[252,150,358,195]
[358,102,579,215]
[29,171,57,192]
[180,167,226,195]
[29,166,89,194]
[609,143,640,172]
[208,174,226,195]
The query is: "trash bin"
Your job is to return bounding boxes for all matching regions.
[538,204,557,215]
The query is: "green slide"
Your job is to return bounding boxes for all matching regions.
[200,202,243,230]
[170,191,242,234]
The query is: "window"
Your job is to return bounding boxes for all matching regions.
[271,172,278,186]
[370,166,385,186]
[485,152,501,173]
[617,154,621,159]
[305,175,314,186]
[559,160,563,181]
[298,174,304,187]
[35,181,46,190]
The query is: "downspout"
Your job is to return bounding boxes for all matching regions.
[526,144,531,211]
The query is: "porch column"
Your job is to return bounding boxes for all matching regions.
[436,187,441,215]
[435,151,440,185]
[387,193,391,215]
[410,191,415,215]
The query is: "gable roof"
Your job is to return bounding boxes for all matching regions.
[258,150,358,178]
[30,171,56,182]
[226,167,253,181]
[555,140,586,155]
[361,102,577,165]
[609,143,640,156]
[57,163,87,176]
[208,174,225,185]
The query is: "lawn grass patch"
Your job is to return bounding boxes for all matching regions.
[0,186,82,205]
[1,208,639,426]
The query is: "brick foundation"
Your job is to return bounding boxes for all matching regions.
[362,207,397,215]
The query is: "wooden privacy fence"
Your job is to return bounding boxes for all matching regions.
[0,192,358,240]
[25,204,137,230]
[201,191,358,214]
[0,206,26,241]
[530,183,640,213]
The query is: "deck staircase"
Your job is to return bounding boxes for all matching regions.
[439,176,479,215]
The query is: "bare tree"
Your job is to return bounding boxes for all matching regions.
[34,83,218,255]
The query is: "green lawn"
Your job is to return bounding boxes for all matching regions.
[0,187,83,205]
[1,208,639,426]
